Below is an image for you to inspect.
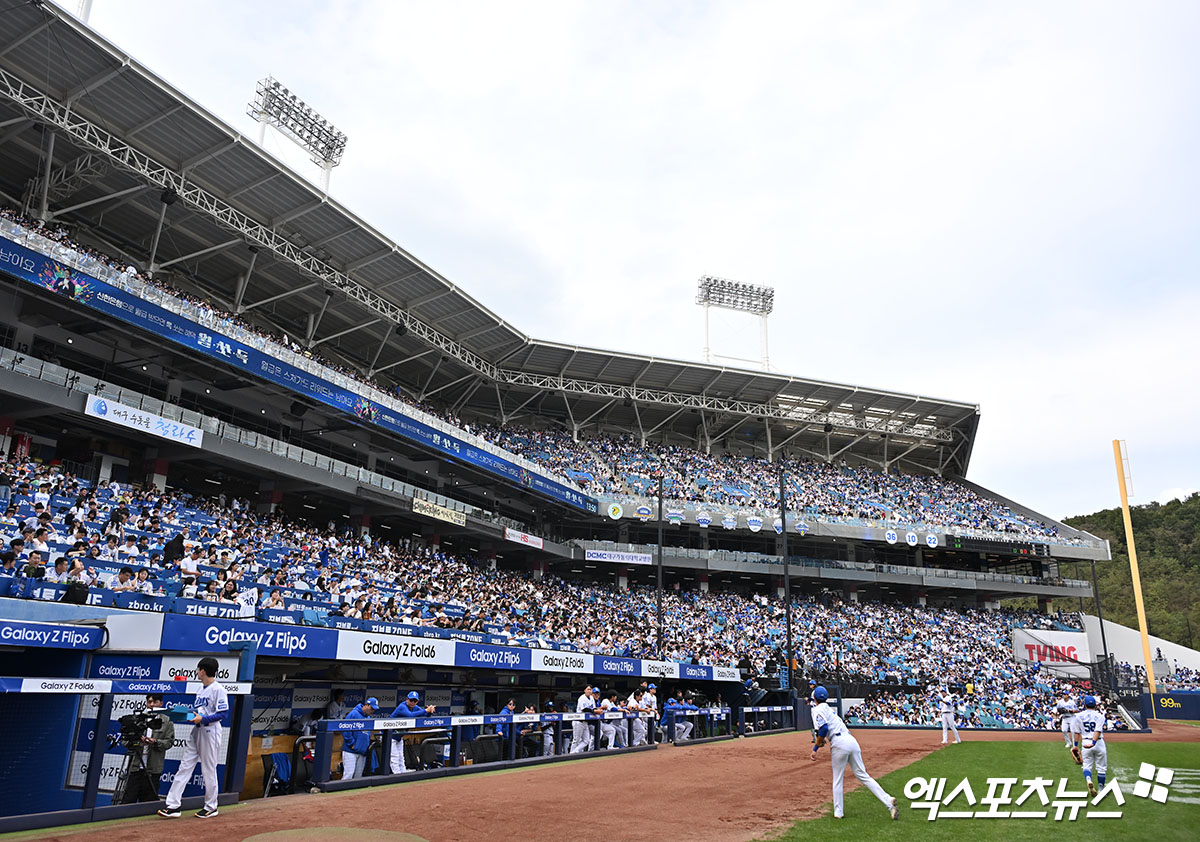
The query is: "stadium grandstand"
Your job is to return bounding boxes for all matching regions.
[0,3,1152,827]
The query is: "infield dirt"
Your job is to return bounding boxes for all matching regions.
[16,721,1200,842]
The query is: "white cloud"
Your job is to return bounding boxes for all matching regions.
[69,0,1200,520]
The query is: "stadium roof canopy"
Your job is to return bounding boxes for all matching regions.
[0,2,980,475]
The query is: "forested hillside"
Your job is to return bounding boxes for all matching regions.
[1064,492,1199,651]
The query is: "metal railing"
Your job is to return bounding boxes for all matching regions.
[573,539,1091,589]
[599,488,1097,550]
[0,217,585,498]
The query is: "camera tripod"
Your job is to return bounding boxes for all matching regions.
[111,748,159,804]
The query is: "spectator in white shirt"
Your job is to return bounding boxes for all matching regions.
[109,566,138,592]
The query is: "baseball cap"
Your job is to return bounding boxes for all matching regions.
[1083,694,1097,707]
[407,691,420,701]
[648,683,657,689]
[813,686,829,702]
[545,701,555,707]
[365,697,379,708]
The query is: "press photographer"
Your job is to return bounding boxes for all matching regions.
[117,693,175,804]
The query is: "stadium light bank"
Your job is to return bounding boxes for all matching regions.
[695,275,775,370]
[248,76,348,193]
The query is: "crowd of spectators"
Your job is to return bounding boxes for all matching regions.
[1,207,1079,544]
[846,682,1127,731]
[0,457,1106,729]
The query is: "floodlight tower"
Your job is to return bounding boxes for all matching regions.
[248,77,348,194]
[695,275,775,370]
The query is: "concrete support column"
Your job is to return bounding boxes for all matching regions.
[532,560,545,580]
[0,416,14,461]
[916,591,927,607]
[914,548,924,568]
[350,513,371,538]
[846,585,859,603]
[256,480,282,514]
[617,566,628,590]
[144,457,169,492]
[698,572,709,593]
[1038,596,1053,614]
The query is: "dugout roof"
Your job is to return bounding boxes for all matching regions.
[0,2,980,475]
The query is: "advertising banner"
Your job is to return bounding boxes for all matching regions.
[504,526,545,550]
[411,497,467,526]
[84,394,203,448]
[1011,628,1092,678]
[584,549,652,566]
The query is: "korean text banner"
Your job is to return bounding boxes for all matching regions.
[85,393,203,448]
[0,235,597,514]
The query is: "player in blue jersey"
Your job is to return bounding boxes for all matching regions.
[388,691,435,774]
[339,697,378,780]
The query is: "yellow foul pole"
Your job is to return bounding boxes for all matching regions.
[1111,440,1156,694]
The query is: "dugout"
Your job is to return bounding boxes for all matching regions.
[0,600,800,825]
[0,615,258,833]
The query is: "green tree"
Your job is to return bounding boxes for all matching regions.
[1064,492,1200,650]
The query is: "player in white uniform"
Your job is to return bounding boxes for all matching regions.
[1076,695,1108,797]
[643,684,659,742]
[938,689,962,745]
[158,658,228,819]
[1057,693,1082,760]
[569,686,596,753]
[810,686,899,821]
[627,688,650,746]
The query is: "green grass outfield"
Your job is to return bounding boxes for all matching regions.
[766,740,1200,841]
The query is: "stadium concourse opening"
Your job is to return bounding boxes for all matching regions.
[0,2,1150,836]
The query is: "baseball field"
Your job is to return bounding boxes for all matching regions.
[6,721,1198,842]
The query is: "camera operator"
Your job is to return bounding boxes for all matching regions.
[120,693,175,804]
[157,657,228,819]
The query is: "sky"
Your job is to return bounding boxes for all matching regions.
[55,0,1200,520]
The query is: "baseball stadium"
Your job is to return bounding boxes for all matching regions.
[0,3,1197,841]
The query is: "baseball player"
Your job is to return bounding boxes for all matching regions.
[388,691,435,774]
[661,697,682,742]
[938,688,962,745]
[598,690,617,749]
[1056,692,1082,763]
[543,700,558,755]
[644,683,659,740]
[338,696,378,780]
[809,686,899,821]
[1076,695,1107,797]
[157,657,229,819]
[611,692,631,748]
[807,679,820,743]
[627,688,650,746]
[569,686,596,753]
[673,694,696,741]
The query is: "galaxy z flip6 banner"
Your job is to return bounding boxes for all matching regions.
[0,234,597,514]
